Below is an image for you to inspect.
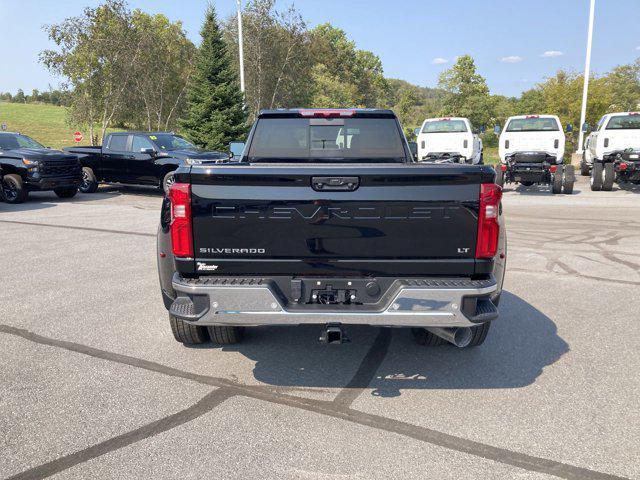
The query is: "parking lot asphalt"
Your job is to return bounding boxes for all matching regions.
[1,178,639,480]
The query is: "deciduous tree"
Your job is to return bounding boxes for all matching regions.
[41,0,142,144]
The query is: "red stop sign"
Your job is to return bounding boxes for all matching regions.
[74,131,83,143]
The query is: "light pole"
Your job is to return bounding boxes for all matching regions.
[237,0,245,93]
[577,0,595,152]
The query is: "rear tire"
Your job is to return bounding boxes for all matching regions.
[563,165,575,194]
[169,315,209,345]
[580,157,590,176]
[602,162,615,191]
[552,166,563,194]
[467,322,491,347]
[412,328,446,346]
[54,186,78,198]
[162,171,175,195]
[79,167,99,193]
[494,165,504,187]
[208,326,244,345]
[2,174,27,204]
[521,181,534,187]
[591,162,603,191]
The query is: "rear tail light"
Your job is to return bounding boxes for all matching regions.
[463,139,468,149]
[604,138,609,148]
[476,183,502,259]
[554,139,559,149]
[505,140,509,149]
[299,109,355,118]
[619,162,628,171]
[169,183,193,258]
[550,165,558,173]
[500,164,507,172]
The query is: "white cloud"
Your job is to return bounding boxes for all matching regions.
[636,46,640,51]
[541,50,564,58]
[432,57,448,64]
[500,56,523,63]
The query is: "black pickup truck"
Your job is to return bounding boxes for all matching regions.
[0,132,81,203]
[64,132,229,194]
[158,109,506,348]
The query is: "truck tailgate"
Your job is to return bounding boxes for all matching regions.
[188,164,495,276]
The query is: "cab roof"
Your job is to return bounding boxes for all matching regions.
[109,131,179,135]
[604,112,640,117]
[506,114,559,120]
[257,108,396,118]
[422,116,469,122]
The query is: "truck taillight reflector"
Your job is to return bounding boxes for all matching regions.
[169,183,193,258]
[476,183,502,259]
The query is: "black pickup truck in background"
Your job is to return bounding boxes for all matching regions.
[158,109,507,349]
[0,132,82,204]
[64,132,229,194]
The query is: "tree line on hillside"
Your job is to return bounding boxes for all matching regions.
[30,0,640,149]
[0,88,72,106]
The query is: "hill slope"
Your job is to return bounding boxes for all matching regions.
[0,102,78,150]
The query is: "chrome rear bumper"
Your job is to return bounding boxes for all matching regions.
[170,274,499,328]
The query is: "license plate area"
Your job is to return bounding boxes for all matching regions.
[290,278,390,306]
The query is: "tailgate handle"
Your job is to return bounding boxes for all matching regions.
[311,176,359,192]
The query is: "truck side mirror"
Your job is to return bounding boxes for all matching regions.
[581,123,590,133]
[407,141,418,160]
[229,141,245,159]
[413,127,421,136]
[493,125,501,134]
[140,147,156,156]
[566,123,573,133]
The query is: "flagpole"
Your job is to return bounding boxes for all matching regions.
[236,0,245,93]
[577,0,595,152]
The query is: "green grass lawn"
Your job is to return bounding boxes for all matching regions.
[0,102,83,150]
[483,146,499,164]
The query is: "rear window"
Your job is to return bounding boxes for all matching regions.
[421,119,467,133]
[605,114,640,130]
[107,135,128,151]
[247,117,406,162]
[506,117,559,132]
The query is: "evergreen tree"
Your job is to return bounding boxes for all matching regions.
[180,6,247,149]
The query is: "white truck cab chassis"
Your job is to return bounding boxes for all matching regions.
[416,117,483,164]
[496,115,574,194]
[582,112,640,191]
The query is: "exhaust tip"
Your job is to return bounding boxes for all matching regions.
[424,327,472,348]
[452,327,472,348]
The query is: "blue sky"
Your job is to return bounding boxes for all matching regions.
[0,0,638,97]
